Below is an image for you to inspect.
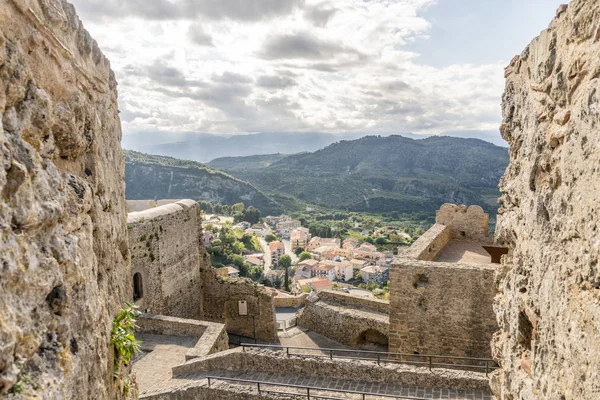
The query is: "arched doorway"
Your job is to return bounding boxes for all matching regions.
[133,272,143,301]
[355,329,389,351]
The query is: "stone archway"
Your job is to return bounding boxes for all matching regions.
[355,329,389,351]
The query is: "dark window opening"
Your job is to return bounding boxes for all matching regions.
[518,311,533,350]
[413,274,429,289]
[133,272,143,301]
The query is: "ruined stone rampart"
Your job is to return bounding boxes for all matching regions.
[402,223,452,261]
[137,314,228,360]
[297,291,389,348]
[493,2,600,398]
[435,204,490,242]
[0,0,129,398]
[172,348,490,391]
[318,290,390,314]
[389,258,497,359]
[128,200,203,320]
[272,293,308,308]
[201,271,278,342]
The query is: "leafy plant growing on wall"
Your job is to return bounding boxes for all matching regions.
[111,302,141,395]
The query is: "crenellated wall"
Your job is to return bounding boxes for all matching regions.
[0,0,129,397]
[493,1,600,399]
[435,204,490,242]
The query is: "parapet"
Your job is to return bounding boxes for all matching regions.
[127,199,198,224]
[435,203,489,240]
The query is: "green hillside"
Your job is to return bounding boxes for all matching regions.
[208,153,288,171]
[123,150,283,215]
[212,135,508,214]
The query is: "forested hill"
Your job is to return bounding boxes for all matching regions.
[208,153,288,171]
[123,150,283,215]
[211,135,509,214]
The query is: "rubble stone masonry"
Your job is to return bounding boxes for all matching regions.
[389,258,497,358]
[128,200,204,320]
[0,0,129,397]
[493,1,600,398]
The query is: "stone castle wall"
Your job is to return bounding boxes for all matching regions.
[401,224,452,261]
[318,290,390,314]
[0,0,129,398]
[128,200,204,320]
[137,314,228,360]
[272,293,308,308]
[389,258,497,358]
[435,204,490,242]
[201,271,278,342]
[493,1,600,399]
[297,291,389,347]
[171,348,491,392]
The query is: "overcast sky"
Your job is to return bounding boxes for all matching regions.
[71,0,563,142]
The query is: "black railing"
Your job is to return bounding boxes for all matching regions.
[228,333,257,346]
[240,343,498,375]
[206,376,428,400]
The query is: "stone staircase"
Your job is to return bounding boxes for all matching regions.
[138,348,494,399]
[144,370,493,399]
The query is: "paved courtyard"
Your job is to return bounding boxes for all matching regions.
[433,241,492,264]
[133,333,199,395]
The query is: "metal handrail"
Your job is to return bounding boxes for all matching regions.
[206,375,429,400]
[240,343,499,375]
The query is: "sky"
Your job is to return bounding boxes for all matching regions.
[70,0,563,143]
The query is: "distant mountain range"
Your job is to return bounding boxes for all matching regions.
[123,150,282,215]
[209,135,509,214]
[121,130,506,163]
[124,135,508,216]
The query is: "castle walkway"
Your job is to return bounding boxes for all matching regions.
[142,370,494,399]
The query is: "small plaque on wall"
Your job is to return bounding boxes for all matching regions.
[238,300,248,316]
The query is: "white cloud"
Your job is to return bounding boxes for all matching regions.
[71,0,505,140]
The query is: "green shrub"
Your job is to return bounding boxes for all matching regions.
[111,302,141,380]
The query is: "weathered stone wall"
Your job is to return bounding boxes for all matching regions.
[0,0,129,398]
[272,293,308,308]
[126,199,157,212]
[389,258,497,358]
[297,292,389,347]
[318,290,390,314]
[137,314,228,359]
[401,223,452,261]
[128,200,203,320]
[435,204,490,241]
[172,348,491,391]
[201,270,278,341]
[493,2,600,399]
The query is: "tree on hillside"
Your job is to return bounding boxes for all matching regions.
[375,237,388,245]
[298,252,312,262]
[294,247,305,256]
[279,254,292,269]
[232,202,245,214]
[242,206,261,225]
[284,268,290,292]
[265,233,278,243]
[279,254,292,292]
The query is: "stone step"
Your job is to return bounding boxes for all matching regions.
[173,371,494,400]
